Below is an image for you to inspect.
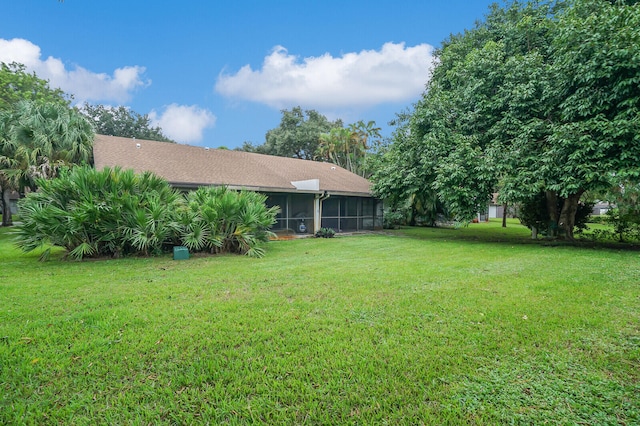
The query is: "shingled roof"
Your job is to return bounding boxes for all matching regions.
[93,135,373,196]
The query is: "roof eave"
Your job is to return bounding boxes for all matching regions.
[168,181,373,198]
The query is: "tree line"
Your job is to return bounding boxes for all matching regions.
[372,0,640,240]
[4,0,639,243]
[239,106,382,178]
[0,62,174,226]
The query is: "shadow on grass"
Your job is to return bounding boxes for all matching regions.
[387,220,640,251]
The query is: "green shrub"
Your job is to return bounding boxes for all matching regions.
[588,215,607,224]
[602,208,640,242]
[382,209,406,229]
[314,227,336,238]
[179,186,279,257]
[15,166,182,260]
[15,168,280,260]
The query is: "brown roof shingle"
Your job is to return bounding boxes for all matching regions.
[93,135,373,196]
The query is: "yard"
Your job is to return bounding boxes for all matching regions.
[1,220,638,424]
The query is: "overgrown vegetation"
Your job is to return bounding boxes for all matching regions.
[1,222,638,424]
[14,166,278,259]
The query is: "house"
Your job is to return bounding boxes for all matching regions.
[487,193,518,220]
[592,201,613,216]
[93,135,383,234]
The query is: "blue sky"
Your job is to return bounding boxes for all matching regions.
[1,0,497,148]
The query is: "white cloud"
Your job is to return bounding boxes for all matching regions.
[0,38,148,103]
[215,42,435,110]
[149,104,216,144]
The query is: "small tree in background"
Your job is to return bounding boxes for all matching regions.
[81,103,174,142]
[241,107,342,160]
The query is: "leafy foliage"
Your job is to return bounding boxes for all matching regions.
[15,168,279,260]
[316,120,381,177]
[242,107,342,160]
[587,180,640,242]
[0,100,94,226]
[180,186,279,258]
[15,166,182,260]
[241,108,383,178]
[373,0,640,239]
[81,103,174,142]
[0,62,70,111]
[371,112,449,227]
[588,209,640,243]
[0,62,77,226]
[314,227,336,238]
[519,191,593,237]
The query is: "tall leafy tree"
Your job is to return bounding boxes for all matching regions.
[374,0,640,239]
[244,107,342,160]
[0,62,70,111]
[316,120,381,176]
[0,101,94,226]
[81,103,174,142]
[0,62,72,223]
[543,0,640,236]
[371,111,445,225]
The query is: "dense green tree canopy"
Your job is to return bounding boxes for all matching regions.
[81,103,174,142]
[373,0,640,239]
[0,62,70,111]
[316,120,381,177]
[242,107,342,160]
[242,107,382,178]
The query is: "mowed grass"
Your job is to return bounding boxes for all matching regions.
[1,221,638,425]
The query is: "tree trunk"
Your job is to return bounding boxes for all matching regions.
[545,191,559,238]
[2,188,13,227]
[558,191,584,241]
[409,205,417,226]
[502,203,508,227]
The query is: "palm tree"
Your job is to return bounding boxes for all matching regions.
[0,100,93,225]
[348,120,381,177]
[317,121,381,176]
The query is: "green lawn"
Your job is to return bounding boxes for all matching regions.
[1,221,638,424]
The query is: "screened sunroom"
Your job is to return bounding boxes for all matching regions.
[265,192,383,235]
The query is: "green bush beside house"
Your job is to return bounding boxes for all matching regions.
[14,166,278,260]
